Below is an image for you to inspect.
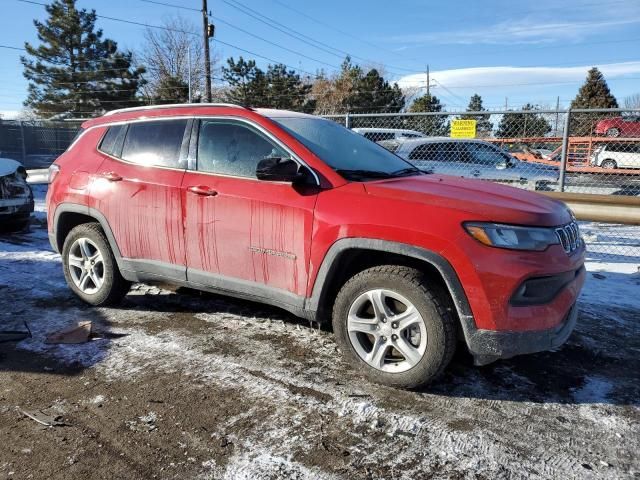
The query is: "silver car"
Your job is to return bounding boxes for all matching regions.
[394,138,558,190]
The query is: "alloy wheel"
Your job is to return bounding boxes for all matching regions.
[68,237,105,294]
[347,289,427,373]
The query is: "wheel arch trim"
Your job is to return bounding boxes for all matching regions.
[306,238,475,324]
[51,203,124,266]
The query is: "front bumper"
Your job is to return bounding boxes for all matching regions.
[0,197,34,219]
[464,303,579,365]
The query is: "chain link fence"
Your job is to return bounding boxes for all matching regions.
[327,108,640,260]
[0,110,638,260]
[0,120,82,169]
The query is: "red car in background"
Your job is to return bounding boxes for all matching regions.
[595,115,640,137]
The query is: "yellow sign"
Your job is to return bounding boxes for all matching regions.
[450,119,477,139]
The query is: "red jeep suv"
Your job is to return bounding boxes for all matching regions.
[46,104,585,388]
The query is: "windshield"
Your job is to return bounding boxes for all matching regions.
[270,116,421,181]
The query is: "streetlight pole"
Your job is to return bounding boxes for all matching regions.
[202,0,212,102]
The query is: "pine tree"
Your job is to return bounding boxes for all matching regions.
[264,64,314,112]
[460,94,493,137]
[222,57,267,107]
[346,69,404,113]
[570,67,619,135]
[406,93,449,136]
[21,0,145,118]
[496,104,551,138]
[152,75,189,105]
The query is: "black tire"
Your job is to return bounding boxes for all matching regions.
[606,128,620,137]
[601,159,617,169]
[332,265,456,389]
[61,223,131,306]
[0,216,30,233]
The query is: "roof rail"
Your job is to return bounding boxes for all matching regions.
[103,103,245,116]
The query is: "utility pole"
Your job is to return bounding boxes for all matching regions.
[187,47,192,103]
[202,0,212,102]
[426,65,430,97]
[554,96,560,136]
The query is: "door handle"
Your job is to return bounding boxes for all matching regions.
[100,171,122,182]
[188,185,218,196]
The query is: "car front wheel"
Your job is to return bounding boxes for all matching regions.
[62,223,131,306]
[332,265,456,389]
[601,159,617,169]
[606,127,620,137]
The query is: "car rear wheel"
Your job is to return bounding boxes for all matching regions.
[606,127,620,137]
[0,215,30,233]
[601,159,617,169]
[62,223,131,306]
[332,265,456,389]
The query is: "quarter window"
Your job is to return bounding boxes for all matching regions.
[121,120,188,168]
[197,120,290,177]
[99,125,126,157]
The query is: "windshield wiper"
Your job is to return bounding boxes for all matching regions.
[390,167,423,177]
[335,169,395,180]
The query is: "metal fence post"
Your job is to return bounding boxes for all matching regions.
[558,109,571,193]
[345,113,350,129]
[19,121,27,164]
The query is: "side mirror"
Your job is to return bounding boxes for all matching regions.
[256,157,305,183]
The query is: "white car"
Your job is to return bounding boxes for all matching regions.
[0,158,33,232]
[352,128,426,142]
[590,143,640,170]
[394,138,559,190]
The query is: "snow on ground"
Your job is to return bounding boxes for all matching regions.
[0,188,638,479]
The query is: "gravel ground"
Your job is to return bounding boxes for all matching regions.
[0,209,638,479]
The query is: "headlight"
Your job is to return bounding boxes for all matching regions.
[464,222,559,251]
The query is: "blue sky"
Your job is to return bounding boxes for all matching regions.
[1,0,639,117]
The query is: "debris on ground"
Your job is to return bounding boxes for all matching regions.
[18,408,67,427]
[45,321,91,344]
[0,321,31,343]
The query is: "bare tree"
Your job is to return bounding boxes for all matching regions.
[138,15,215,102]
[624,93,640,109]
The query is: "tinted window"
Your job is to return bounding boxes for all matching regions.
[121,120,188,168]
[99,125,126,156]
[461,142,509,165]
[409,143,444,161]
[197,120,289,177]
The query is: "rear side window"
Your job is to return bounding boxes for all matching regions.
[121,120,188,168]
[409,143,448,162]
[99,125,127,156]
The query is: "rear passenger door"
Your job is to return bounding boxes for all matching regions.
[91,119,190,281]
[182,118,317,303]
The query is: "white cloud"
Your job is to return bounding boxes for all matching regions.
[390,17,640,45]
[397,61,640,91]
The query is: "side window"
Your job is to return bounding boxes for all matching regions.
[121,120,188,168]
[409,143,447,161]
[197,120,290,178]
[461,143,505,165]
[99,125,126,157]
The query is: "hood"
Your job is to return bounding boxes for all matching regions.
[364,174,571,227]
[0,158,22,177]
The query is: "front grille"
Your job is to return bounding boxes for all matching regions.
[555,221,581,254]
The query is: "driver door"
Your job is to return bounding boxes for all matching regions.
[182,118,318,300]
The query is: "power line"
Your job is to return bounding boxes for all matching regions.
[220,0,418,75]
[270,0,422,64]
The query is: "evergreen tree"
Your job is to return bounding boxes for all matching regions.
[496,104,551,138]
[346,69,404,113]
[222,56,267,107]
[152,75,189,104]
[570,67,619,135]
[406,93,449,136]
[460,94,493,137]
[21,0,144,118]
[264,64,314,112]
